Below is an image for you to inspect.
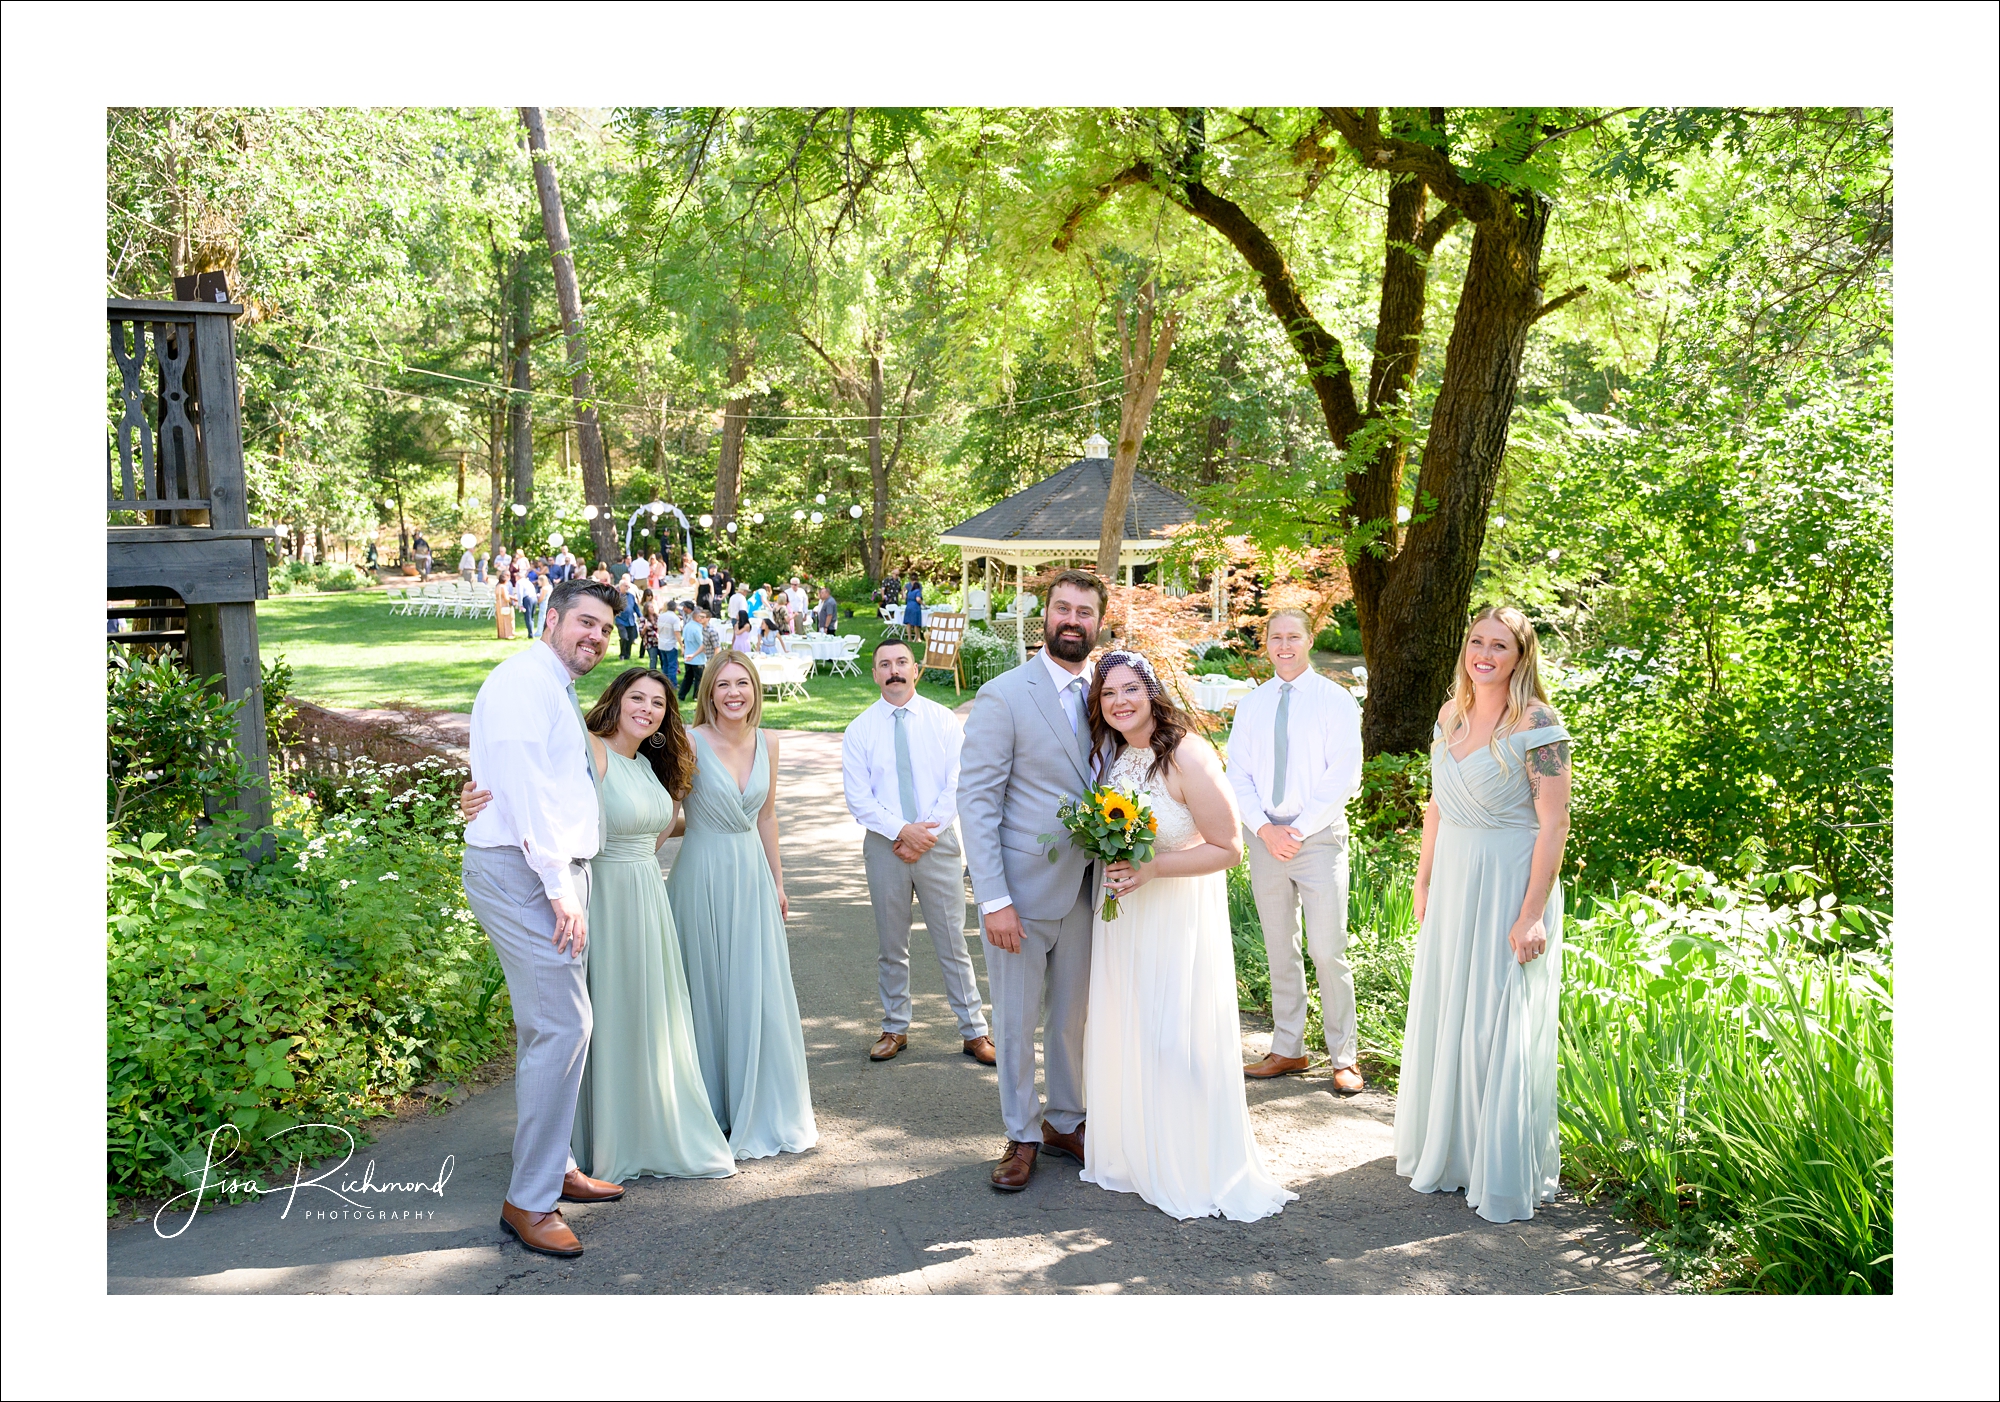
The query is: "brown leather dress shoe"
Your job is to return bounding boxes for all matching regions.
[870,1032,909,1061]
[990,1140,1038,1192]
[500,1201,582,1257]
[1331,1064,1366,1094]
[1244,1052,1312,1079]
[962,1035,997,1065]
[560,1168,625,1203]
[1040,1119,1085,1164]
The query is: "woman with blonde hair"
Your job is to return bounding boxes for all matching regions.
[669,651,817,1159]
[1395,605,1574,1223]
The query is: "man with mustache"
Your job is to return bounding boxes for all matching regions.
[841,637,994,1065]
[461,579,629,1258]
[957,570,1107,1190]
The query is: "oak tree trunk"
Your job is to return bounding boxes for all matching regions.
[1096,281,1178,581]
[520,107,618,564]
[713,351,752,530]
[1358,197,1549,755]
[508,250,534,527]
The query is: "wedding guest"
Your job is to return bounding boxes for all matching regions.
[902,576,925,637]
[492,572,516,640]
[1396,606,1572,1223]
[1226,609,1366,1090]
[592,561,614,587]
[748,581,768,616]
[786,578,810,632]
[842,638,993,1065]
[732,611,756,654]
[460,579,628,1258]
[458,544,476,583]
[671,653,818,1158]
[757,617,784,656]
[694,567,715,615]
[614,578,642,661]
[814,585,838,635]
[648,602,679,686]
[639,602,662,675]
[728,581,751,624]
[678,607,711,702]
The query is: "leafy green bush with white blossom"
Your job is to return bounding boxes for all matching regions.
[107,684,508,1204]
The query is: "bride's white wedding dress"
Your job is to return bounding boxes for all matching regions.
[1080,745,1297,1222]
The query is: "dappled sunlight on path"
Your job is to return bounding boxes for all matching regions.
[108,728,1666,1295]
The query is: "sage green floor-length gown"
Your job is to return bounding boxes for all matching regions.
[569,747,736,1182]
[1393,719,1571,1224]
[667,731,818,1160]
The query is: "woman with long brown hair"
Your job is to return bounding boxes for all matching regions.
[460,668,735,1184]
[1396,605,1574,1223]
[1075,649,1294,1222]
[668,651,817,1160]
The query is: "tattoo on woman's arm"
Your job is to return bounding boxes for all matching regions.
[1527,740,1571,801]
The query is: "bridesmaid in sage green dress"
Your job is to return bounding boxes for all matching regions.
[669,651,818,1161]
[458,669,736,1184]
[1395,606,1574,1225]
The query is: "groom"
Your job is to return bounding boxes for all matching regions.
[958,569,1106,1191]
[461,577,629,1258]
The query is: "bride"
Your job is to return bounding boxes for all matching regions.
[1081,650,1297,1222]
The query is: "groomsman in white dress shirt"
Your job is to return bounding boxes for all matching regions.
[841,637,996,1065]
[1226,608,1367,1092]
[461,578,630,1260]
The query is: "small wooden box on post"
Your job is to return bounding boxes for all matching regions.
[106,285,279,836]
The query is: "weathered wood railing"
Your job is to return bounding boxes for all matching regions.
[107,299,247,528]
[106,295,274,839]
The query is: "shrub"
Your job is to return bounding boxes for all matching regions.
[1315,599,1363,654]
[959,626,1014,689]
[1558,860,1892,1293]
[108,650,246,840]
[106,755,507,1204]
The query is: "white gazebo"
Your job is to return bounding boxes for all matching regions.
[940,435,1201,662]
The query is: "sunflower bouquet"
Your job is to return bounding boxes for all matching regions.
[1041,784,1158,920]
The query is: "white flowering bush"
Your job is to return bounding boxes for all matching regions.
[107,750,509,1205]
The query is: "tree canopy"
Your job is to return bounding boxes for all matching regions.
[105,105,1891,895]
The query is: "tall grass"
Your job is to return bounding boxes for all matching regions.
[1227,846,1894,1293]
[1560,862,1892,1293]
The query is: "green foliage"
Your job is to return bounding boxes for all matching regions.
[1491,354,1892,902]
[1315,600,1362,655]
[106,754,506,1203]
[1559,860,1892,1293]
[107,651,244,840]
[959,626,1014,690]
[268,560,365,595]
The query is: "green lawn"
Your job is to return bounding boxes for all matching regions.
[255,590,976,729]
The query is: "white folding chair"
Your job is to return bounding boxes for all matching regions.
[829,633,864,677]
[385,587,409,616]
[417,583,446,616]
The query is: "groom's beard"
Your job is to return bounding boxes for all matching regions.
[1044,622,1095,663]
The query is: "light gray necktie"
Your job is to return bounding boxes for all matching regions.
[1066,677,1091,769]
[1270,681,1295,811]
[893,707,920,822]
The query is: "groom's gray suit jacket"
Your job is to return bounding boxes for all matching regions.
[958,656,1098,918]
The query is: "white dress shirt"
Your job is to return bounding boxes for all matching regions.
[465,639,601,903]
[1043,647,1090,736]
[1225,667,1363,839]
[842,693,963,842]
